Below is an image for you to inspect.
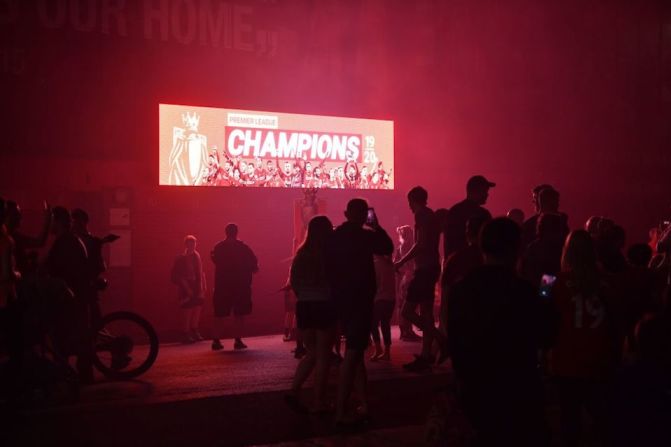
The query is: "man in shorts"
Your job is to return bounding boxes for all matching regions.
[329,199,393,427]
[211,223,259,351]
[396,186,446,372]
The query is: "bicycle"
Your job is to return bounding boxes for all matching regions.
[89,278,160,380]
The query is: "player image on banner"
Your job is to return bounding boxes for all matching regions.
[168,112,209,186]
[159,104,394,190]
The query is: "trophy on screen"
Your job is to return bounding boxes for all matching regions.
[168,112,209,186]
[293,188,324,255]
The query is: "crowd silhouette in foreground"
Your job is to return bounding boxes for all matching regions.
[283,177,671,445]
[2,174,671,445]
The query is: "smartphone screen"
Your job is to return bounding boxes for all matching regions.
[539,274,557,298]
[366,207,376,225]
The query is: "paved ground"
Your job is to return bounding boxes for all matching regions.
[250,425,426,447]
[70,327,451,408]
[2,327,453,447]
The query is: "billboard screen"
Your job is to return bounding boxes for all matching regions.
[159,104,394,189]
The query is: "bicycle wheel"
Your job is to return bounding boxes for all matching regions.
[92,311,159,380]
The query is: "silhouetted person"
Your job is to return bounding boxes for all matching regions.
[448,218,553,446]
[522,185,568,248]
[329,199,393,427]
[439,215,489,332]
[520,213,565,288]
[72,209,120,275]
[71,208,119,327]
[211,223,258,351]
[0,197,18,309]
[279,278,306,358]
[46,206,94,383]
[531,184,552,212]
[0,198,22,396]
[527,183,552,225]
[627,242,657,309]
[394,225,420,341]
[443,175,494,260]
[598,224,628,274]
[5,200,51,277]
[171,235,205,343]
[549,230,621,447]
[627,243,653,269]
[286,215,336,414]
[609,309,671,447]
[370,254,395,361]
[506,208,525,226]
[396,186,446,372]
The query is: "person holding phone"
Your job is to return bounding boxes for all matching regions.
[519,213,565,288]
[329,199,393,428]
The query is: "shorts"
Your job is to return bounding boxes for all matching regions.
[296,301,337,330]
[213,287,252,317]
[406,267,440,304]
[339,301,373,351]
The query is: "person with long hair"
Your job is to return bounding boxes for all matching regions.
[395,225,420,341]
[285,215,336,414]
[549,230,620,447]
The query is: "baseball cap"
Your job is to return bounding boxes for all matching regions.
[467,175,496,191]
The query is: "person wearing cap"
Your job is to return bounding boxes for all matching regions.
[443,175,495,261]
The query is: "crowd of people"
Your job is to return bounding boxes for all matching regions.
[171,223,259,349]
[0,200,119,385]
[203,152,393,189]
[2,174,671,445]
[279,176,671,444]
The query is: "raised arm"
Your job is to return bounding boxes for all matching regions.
[370,225,394,257]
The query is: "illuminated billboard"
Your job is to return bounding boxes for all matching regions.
[159,104,394,189]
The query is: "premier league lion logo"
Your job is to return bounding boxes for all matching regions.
[169,112,209,185]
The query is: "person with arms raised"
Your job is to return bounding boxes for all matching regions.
[329,199,393,429]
